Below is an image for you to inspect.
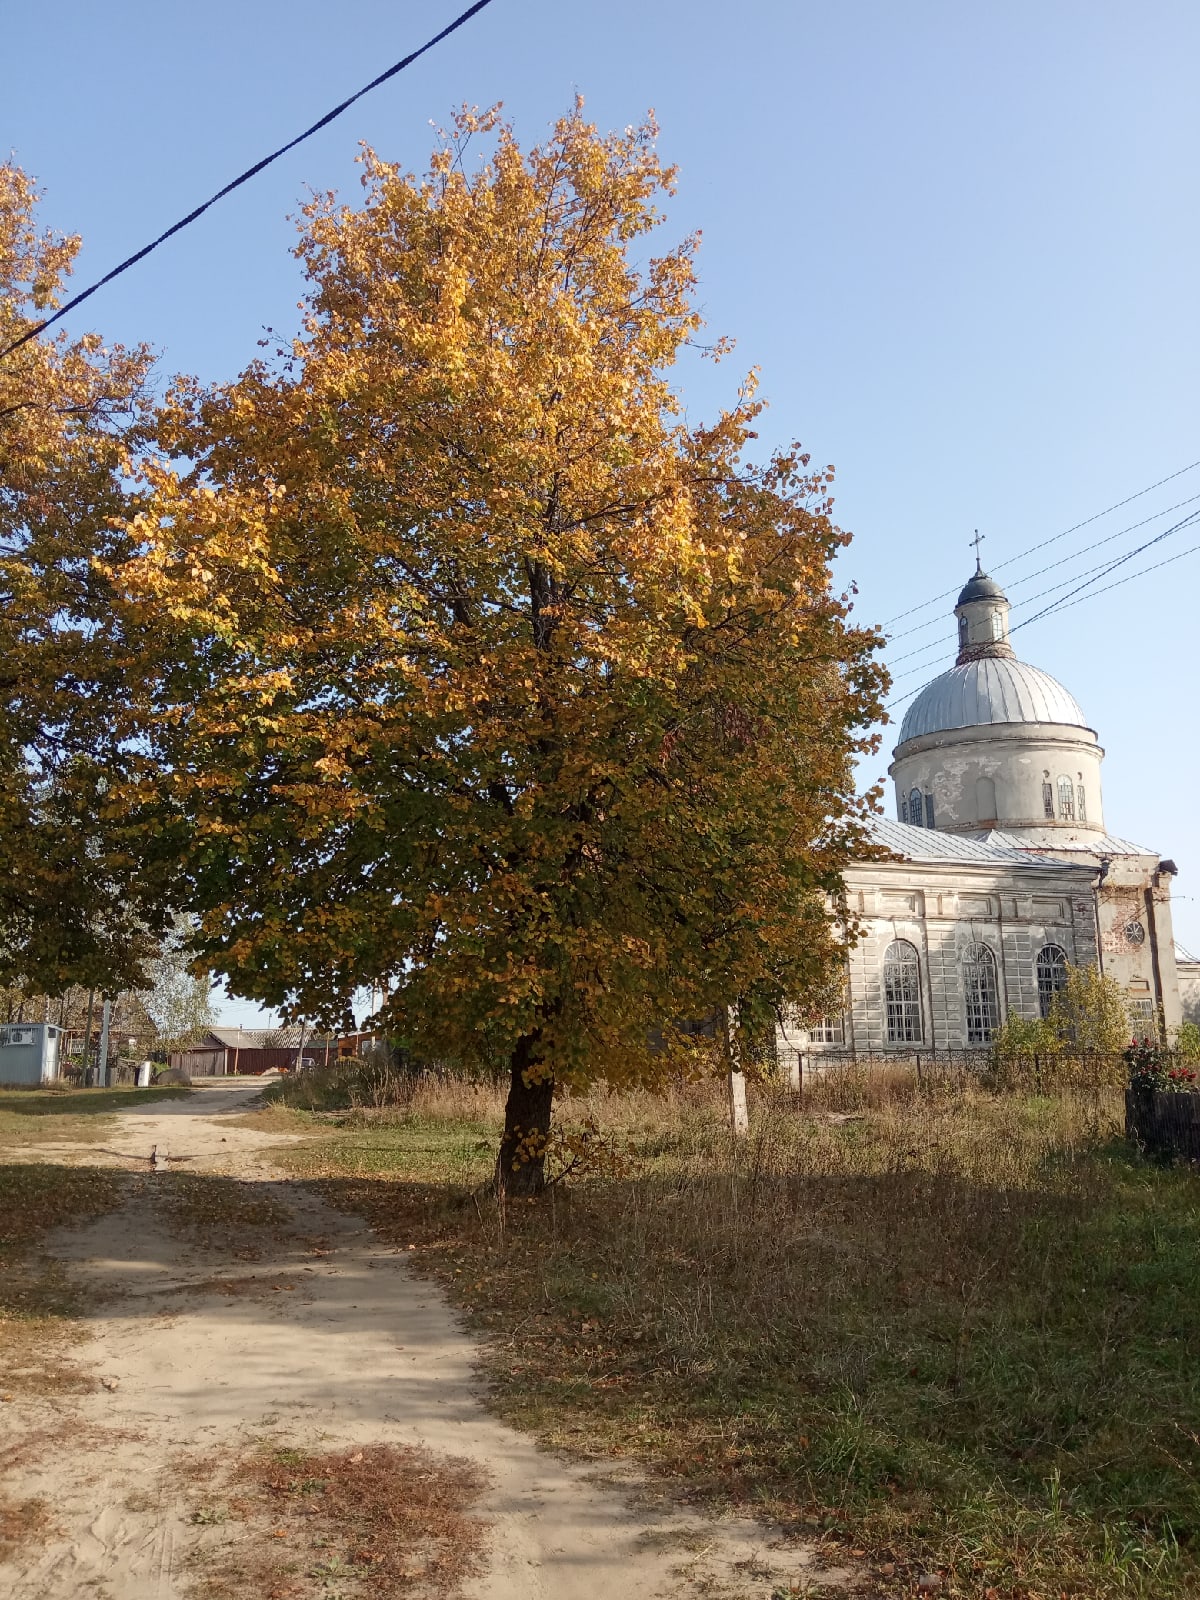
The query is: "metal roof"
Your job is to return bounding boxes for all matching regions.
[981,828,1155,857]
[956,569,1007,605]
[897,656,1089,744]
[864,816,1075,868]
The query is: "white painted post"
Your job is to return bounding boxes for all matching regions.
[725,1005,749,1137]
[97,998,112,1088]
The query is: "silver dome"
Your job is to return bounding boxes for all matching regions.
[898,656,1089,744]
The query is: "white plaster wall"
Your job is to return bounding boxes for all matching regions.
[890,722,1106,837]
[782,858,1099,1055]
[1178,963,1200,1026]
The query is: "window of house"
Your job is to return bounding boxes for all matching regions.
[962,943,1001,1043]
[924,792,936,829]
[958,615,968,647]
[1057,776,1075,820]
[883,940,922,1043]
[807,1016,845,1045]
[1042,780,1055,819]
[899,792,908,824]
[909,789,924,828]
[1076,784,1086,823]
[990,611,1004,641]
[1035,944,1068,1019]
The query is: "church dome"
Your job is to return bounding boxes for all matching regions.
[898,656,1090,743]
[956,570,1006,605]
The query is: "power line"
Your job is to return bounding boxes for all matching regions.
[0,0,498,363]
[882,522,1200,714]
[885,488,1200,646]
[878,458,1200,630]
[1010,506,1200,632]
[889,499,1200,675]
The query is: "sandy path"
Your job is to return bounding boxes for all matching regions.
[0,1083,856,1599]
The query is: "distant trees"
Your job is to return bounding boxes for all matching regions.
[119,108,885,1188]
[139,917,220,1051]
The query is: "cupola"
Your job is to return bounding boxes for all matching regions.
[889,557,1106,843]
[954,562,1013,663]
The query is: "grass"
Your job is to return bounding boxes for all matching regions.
[0,1084,191,1148]
[250,1067,1200,1600]
[185,1441,489,1599]
[0,1085,186,1391]
[0,1162,128,1392]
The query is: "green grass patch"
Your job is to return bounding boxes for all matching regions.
[0,1085,191,1149]
[268,1077,1200,1599]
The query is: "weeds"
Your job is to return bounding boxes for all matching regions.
[186,1442,488,1599]
[268,1071,1200,1600]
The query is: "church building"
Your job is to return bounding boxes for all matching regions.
[777,563,1187,1065]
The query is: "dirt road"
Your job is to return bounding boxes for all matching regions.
[0,1083,854,1599]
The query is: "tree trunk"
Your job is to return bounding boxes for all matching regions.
[496,1032,555,1196]
[725,1004,750,1137]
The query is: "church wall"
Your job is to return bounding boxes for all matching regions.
[781,856,1099,1058]
[1178,961,1200,1026]
[1094,856,1183,1035]
[889,723,1105,837]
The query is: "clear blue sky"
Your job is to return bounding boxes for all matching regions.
[8,1,1199,1021]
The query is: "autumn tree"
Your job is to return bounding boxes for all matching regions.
[0,164,168,995]
[122,108,886,1190]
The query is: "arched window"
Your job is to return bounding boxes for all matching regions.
[1076,784,1086,823]
[1042,779,1055,820]
[909,789,924,828]
[1057,776,1075,820]
[899,789,908,824]
[962,943,1001,1043]
[975,775,996,823]
[883,940,922,1043]
[990,611,1004,641]
[1036,944,1068,1019]
[924,792,936,829]
[958,614,968,647]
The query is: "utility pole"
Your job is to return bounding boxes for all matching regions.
[82,989,96,1084]
[97,998,112,1088]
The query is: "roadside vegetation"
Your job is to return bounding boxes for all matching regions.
[0,1084,190,1400]
[254,1063,1200,1600]
[0,1084,190,1148]
[184,1442,488,1600]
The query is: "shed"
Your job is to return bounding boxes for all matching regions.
[0,1023,63,1087]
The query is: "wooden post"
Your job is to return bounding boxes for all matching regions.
[724,1005,749,1137]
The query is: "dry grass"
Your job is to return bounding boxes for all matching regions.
[0,1085,191,1151]
[264,1068,1200,1600]
[0,1492,52,1559]
[186,1442,489,1600]
[0,1161,128,1393]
